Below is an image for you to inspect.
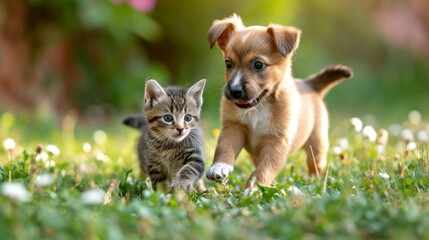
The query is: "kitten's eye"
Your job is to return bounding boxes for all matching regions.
[163,115,174,123]
[254,61,265,71]
[225,59,232,71]
[184,114,192,122]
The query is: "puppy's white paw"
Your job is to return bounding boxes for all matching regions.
[206,163,234,182]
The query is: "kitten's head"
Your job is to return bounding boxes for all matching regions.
[143,78,206,142]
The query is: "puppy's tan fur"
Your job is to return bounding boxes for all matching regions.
[206,14,352,189]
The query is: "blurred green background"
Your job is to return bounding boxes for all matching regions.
[0,0,428,125]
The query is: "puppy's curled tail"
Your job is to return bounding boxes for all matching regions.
[123,114,147,130]
[306,65,353,97]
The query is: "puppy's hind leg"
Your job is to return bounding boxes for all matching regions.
[304,126,329,176]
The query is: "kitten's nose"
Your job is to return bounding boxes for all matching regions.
[177,128,184,133]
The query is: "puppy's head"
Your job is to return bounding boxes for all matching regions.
[208,14,301,108]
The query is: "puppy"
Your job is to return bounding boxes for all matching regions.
[206,14,352,191]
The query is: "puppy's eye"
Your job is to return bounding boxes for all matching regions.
[163,114,174,123]
[225,59,232,71]
[254,61,265,71]
[184,114,192,122]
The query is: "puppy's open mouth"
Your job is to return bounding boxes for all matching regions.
[234,90,268,109]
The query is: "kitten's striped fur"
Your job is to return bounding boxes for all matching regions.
[124,78,206,192]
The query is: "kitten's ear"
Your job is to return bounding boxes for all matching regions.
[187,78,206,109]
[144,79,167,107]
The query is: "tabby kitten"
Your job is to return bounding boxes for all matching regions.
[123,78,206,192]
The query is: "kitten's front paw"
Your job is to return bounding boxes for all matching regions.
[170,178,195,192]
[243,187,258,196]
[206,163,234,182]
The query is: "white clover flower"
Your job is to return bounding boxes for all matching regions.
[79,164,89,173]
[378,172,390,180]
[93,130,107,145]
[339,138,349,150]
[377,129,389,146]
[401,129,414,142]
[332,146,342,155]
[81,188,106,205]
[44,160,56,168]
[406,142,417,151]
[127,176,133,183]
[287,185,303,197]
[82,142,92,153]
[36,151,49,162]
[362,125,377,142]
[408,110,421,125]
[376,145,385,156]
[388,124,402,136]
[96,152,110,162]
[3,138,16,151]
[35,173,54,187]
[350,117,363,132]
[1,182,31,202]
[45,144,60,156]
[417,131,428,143]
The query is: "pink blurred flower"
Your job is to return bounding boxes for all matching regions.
[128,0,156,12]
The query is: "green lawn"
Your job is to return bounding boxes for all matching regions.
[1,110,429,239]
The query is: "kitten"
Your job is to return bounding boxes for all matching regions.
[123,78,206,192]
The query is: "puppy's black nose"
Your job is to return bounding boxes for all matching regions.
[229,84,243,99]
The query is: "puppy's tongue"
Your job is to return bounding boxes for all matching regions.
[235,100,251,105]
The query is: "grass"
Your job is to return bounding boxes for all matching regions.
[1,110,429,240]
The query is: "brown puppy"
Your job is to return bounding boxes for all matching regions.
[206,14,352,192]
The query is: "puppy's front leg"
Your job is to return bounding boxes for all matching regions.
[246,136,288,190]
[206,123,245,182]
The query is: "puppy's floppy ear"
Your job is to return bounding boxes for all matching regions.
[186,78,206,109]
[208,13,244,51]
[267,24,301,57]
[144,79,167,108]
